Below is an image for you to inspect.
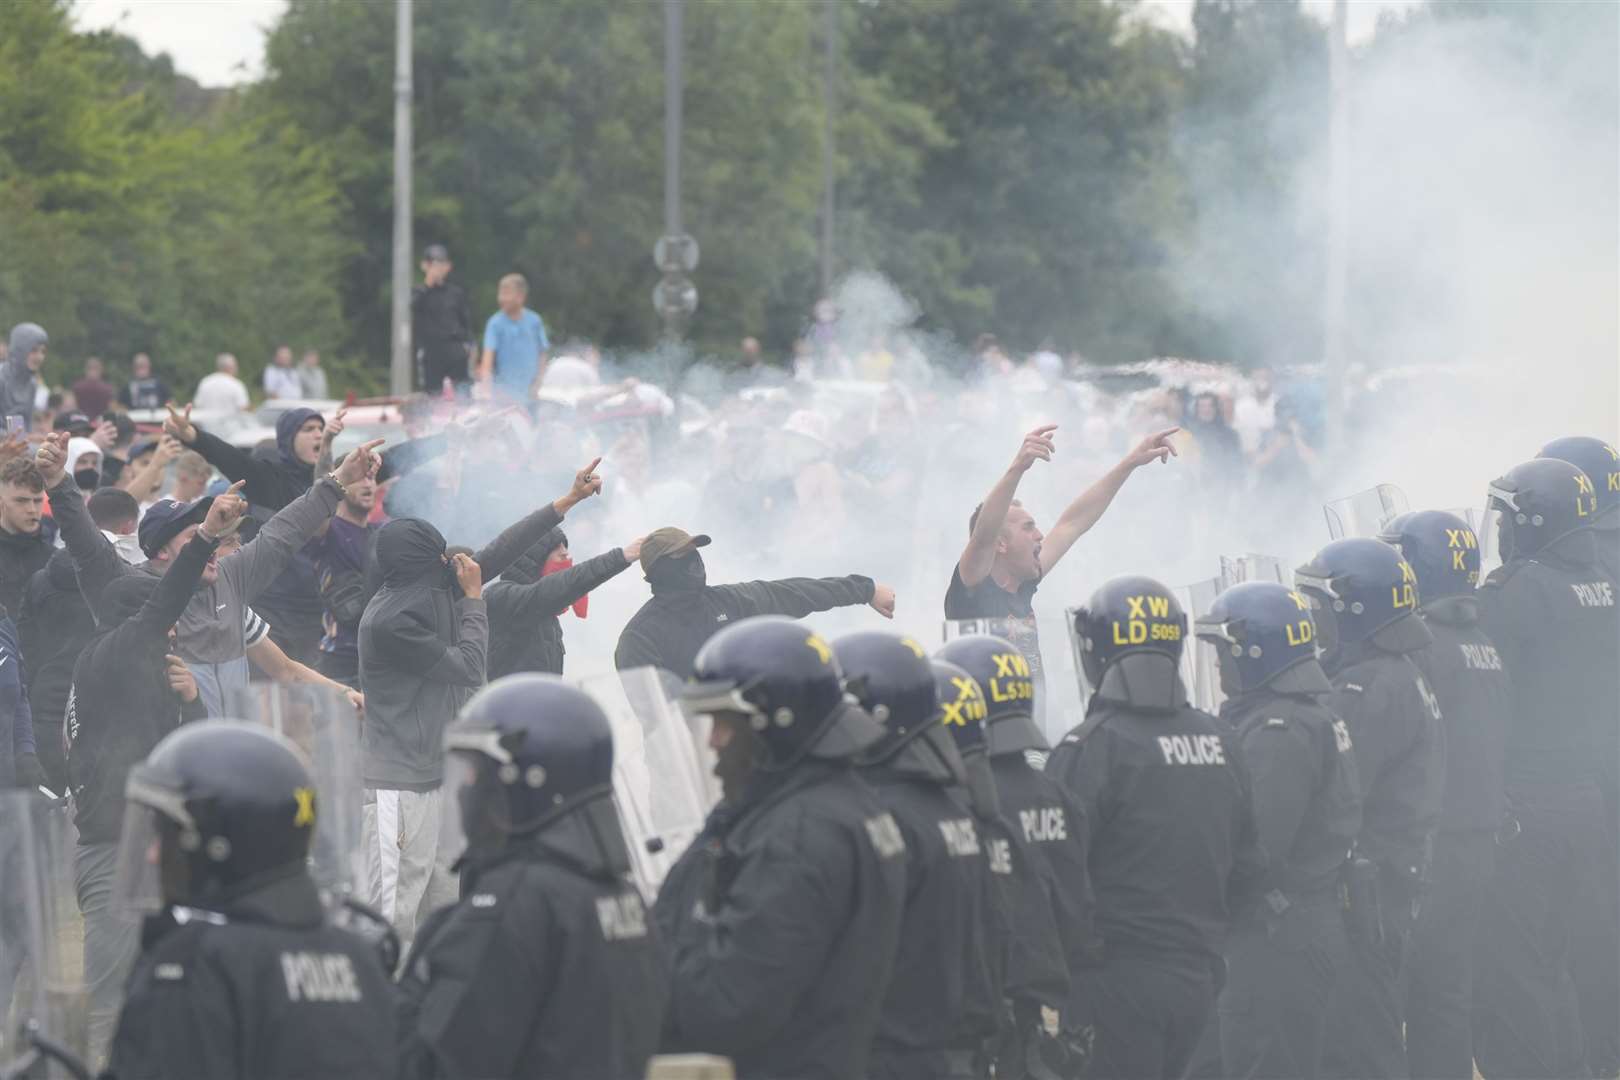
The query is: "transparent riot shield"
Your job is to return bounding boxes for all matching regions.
[225,684,365,902]
[577,668,718,901]
[1173,578,1226,714]
[1218,553,1288,589]
[1324,484,1411,540]
[0,792,89,1080]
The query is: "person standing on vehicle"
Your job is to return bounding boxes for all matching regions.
[835,631,998,1080]
[396,675,666,1080]
[66,481,244,1067]
[947,424,1178,694]
[1471,458,1619,1080]
[1294,538,1445,1080]
[654,616,907,1080]
[1046,577,1264,1080]
[1194,582,1362,1080]
[118,352,170,411]
[0,323,47,431]
[412,244,473,395]
[477,273,549,401]
[107,722,397,1080]
[614,526,897,678]
[1376,511,1511,1080]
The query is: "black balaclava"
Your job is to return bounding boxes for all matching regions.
[376,518,448,588]
[74,467,101,492]
[647,550,706,593]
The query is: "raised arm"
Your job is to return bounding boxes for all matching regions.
[492,544,633,622]
[37,434,124,621]
[719,574,890,621]
[1037,427,1178,576]
[129,486,244,638]
[959,425,1055,588]
[165,402,290,510]
[472,457,603,581]
[119,435,181,504]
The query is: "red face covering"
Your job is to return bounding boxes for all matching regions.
[543,554,587,617]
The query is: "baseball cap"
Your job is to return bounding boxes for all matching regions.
[54,411,92,436]
[639,527,711,574]
[138,496,214,557]
[422,243,451,262]
[128,437,159,462]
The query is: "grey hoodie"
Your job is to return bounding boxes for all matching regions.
[1,324,46,428]
[49,474,343,716]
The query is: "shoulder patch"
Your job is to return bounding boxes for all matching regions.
[1263,716,1288,728]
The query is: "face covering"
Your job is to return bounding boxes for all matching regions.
[648,551,707,592]
[542,553,588,618]
[102,528,146,567]
[74,467,101,492]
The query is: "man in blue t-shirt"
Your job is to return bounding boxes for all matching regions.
[478,273,549,400]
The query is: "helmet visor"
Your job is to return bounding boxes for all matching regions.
[1479,483,1517,578]
[111,795,174,921]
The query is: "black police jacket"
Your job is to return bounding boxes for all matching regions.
[614,575,876,679]
[1324,643,1445,870]
[105,871,397,1080]
[486,547,631,678]
[1411,604,1512,832]
[396,845,666,1080]
[656,760,907,1080]
[862,766,999,1055]
[1047,701,1263,963]
[1481,533,1620,792]
[990,753,1099,981]
[1219,690,1362,903]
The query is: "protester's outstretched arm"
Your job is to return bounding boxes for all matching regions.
[496,541,636,621]
[722,574,895,621]
[245,635,365,711]
[473,457,602,582]
[165,402,289,509]
[1038,428,1178,575]
[959,425,1055,588]
[37,433,124,622]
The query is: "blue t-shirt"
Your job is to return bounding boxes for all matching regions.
[483,308,549,396]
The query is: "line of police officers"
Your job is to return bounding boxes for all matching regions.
[79,437,1617,1080]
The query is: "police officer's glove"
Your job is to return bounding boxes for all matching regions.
[13,752,45,792]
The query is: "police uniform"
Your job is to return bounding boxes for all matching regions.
[836,632,998,1079]
[395,675,667,1080]
[1471,459,1619,1080]
[657,617,907,1080]
[1047,577,1264,1080]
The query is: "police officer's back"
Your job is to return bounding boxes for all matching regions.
[837,632,997,1079]
[395,675,666,1080]
[1471,458,1619,1080]
[1195,582,1361,1080]
[105,723,396,1080]
[1296,537,1444,1080]
[1046,576,1262,1080]
[655,616,906,1080]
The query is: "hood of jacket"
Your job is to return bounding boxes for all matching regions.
[5,324,46,390]
[502,527,567,586]
[45,545,79,591]
[274,407,323,467]
[376,517,447,587]
[98,573,162,629]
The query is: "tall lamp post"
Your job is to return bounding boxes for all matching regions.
[1323,0,1349,454]
[654,0,698,342]
[389,0,414,396]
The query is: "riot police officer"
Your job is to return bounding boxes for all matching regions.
[1194,582,1362,1079]
[937,635,1097,1055]
[1471,457,1619,1080]
[933,658,1079,1080]
[835,632,998,1079]
[1378,510,1512,1080]
[105,722,397,1080]
[1295,537,1444,1080]
[654,615,906,1080]
[1535,435,1620,1079]
[395,674,667,1080]
[1046,576,1263,1080]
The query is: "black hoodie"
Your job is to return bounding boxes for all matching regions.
[485,529,631,678]
[0,517,58,620]
[67,531,215,843]
[18,547,94,787]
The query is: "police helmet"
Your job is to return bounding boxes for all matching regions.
[931,659,999,817]
[120,722,315,910]
[935,634,1047,754]
[1071,575,1189,712]
[1538,437,1619,530]
[835,632,964,785]
[1195,582,1332,698]
[1295,538,1431,663]
[1486,457,1600,560]
[1378,510,1480,602]
[684,616,882,771]
[447,674,628,873]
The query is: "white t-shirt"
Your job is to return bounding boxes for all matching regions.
[263,365,303,400]
[194,372,251,414]
[1232,394,1276,457]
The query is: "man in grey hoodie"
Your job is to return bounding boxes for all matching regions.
[37,432,385,716]
[1,324,47,431]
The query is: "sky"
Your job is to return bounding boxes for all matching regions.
[73,0,1421,89]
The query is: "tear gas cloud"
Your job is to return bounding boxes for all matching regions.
[389,4,1616,731]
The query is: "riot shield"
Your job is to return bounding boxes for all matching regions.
[0,792,88,1080]
[1324,484,1411,540]
[577,667,718,901]
[1218,553,1288,590]
[1173,578,1226,714]
[225,683,366,902]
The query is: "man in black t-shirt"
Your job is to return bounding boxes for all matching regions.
[945,423,1180,679]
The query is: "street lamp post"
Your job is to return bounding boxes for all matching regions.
[654,0,698,342]
[389,0,414,396]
